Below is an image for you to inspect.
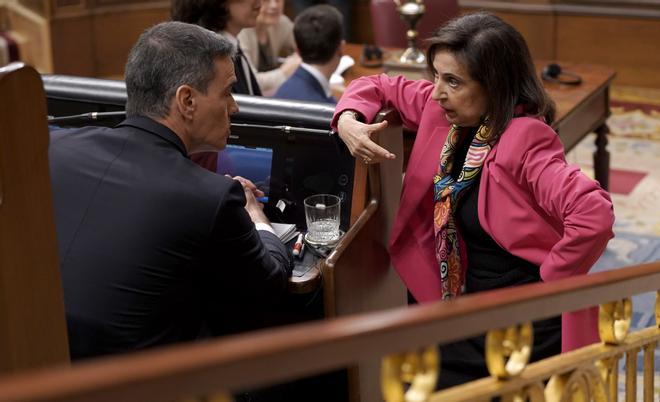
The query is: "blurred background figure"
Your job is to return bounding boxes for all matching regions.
[292,0,351,40]
[171,0,262,96]
[239,0,301,96]
[274,4,343,104]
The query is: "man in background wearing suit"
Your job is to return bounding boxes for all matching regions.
[49,21,293,360]
[274,4,344,104]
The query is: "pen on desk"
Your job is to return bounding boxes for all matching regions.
[292,233,303,257]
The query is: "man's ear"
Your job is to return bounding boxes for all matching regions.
[174,85,195,120]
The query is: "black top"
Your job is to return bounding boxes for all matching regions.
[234,45,262,96]
[450,128,541,293]
[49,117,292,359]
[257,42,278,72]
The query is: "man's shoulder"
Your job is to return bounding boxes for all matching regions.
[281,67,308,88]
[276,68,321,99]
[50,123,115,137]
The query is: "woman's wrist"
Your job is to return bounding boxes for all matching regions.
[338,109,359,123]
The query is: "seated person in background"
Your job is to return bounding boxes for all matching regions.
[171,0,263,171]
[274,4,343,104]
[292,0,351,40]
[333,11,614,388]
[238,0,302,96]
[49,21,293,360]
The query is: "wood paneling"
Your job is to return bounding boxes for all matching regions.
[50,15,93,75]
[352,1,373,44]
[460,0,660,88]
[4,2,53,72]
[3,0,169,77]
[485,10,556,60]
[557,15,660,88]
[91,7,169,78]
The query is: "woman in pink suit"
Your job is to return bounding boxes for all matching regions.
[332,12,614,388]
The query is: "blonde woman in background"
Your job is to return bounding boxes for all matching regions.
[238,0,301,96]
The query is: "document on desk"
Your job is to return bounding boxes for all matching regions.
[271,223,299,243]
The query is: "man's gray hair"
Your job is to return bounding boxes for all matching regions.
[125,21,234,118]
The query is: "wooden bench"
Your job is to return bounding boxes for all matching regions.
[0,63,69,374]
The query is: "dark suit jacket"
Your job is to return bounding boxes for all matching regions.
[274,66,336,104]
[49,116,293,360]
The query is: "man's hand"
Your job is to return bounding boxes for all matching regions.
[337,111,396,164]
[231,176,270,225]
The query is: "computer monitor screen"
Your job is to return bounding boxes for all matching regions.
[225,125,353,232]
[216,145,274,203]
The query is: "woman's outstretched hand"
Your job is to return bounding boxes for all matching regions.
[336,112,396,164]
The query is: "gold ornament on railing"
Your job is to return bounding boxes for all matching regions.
[598,298,632,344]
[655,290,660,328]
[381,346,439,402]
[485,322,533,379]
[595,356,620,399]
[545,366,608,402]
[501,382,546,402]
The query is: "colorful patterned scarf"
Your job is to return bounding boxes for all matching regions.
[433,123,492,299]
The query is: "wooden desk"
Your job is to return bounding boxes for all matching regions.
[341,44,616,190]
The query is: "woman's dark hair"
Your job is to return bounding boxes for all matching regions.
[171,0,229,32]
[426,11,555,141]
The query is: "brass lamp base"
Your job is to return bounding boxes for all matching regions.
[383,50,430,81]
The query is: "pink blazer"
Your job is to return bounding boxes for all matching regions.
[333,74,615,351]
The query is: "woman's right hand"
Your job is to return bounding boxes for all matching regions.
[280,54,301,78]
[336,112,396,164]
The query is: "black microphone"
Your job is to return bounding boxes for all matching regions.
[47,111,126,123]
[47,111,334,135]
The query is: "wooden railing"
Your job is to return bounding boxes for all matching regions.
[0,261,657,402]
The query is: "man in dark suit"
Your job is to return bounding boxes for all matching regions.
[274,5,344,104]
[49,21,293,360]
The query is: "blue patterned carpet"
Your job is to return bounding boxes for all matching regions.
[568,99,660,399]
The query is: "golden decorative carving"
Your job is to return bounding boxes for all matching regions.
[501,382,546,402]
[643,342,656,402]
[655,290,660,328]
[625,348,639,401]
[545,366,608,402]
[485,322,533,379]
[382,346,439,402]
[596,355,621,400]
[599,298,632,344]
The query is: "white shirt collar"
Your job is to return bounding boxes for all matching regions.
[300,63,332,98]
